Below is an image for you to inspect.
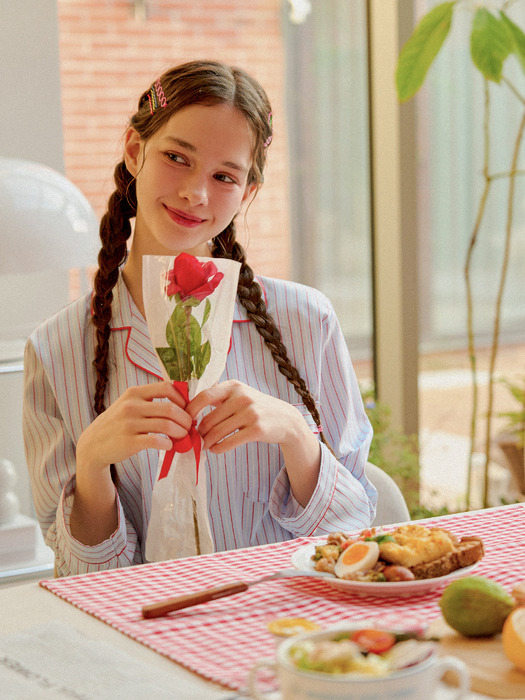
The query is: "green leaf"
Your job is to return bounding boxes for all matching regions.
[166,305,187,348]
[365,534,396,544]
[500,377,525,404]
[193,340,211,378]
[471,8,512,82]
[500,11,525,76]
[181,296,201,308]
[188,315,202,355]
[166,306,201,356]
[202,298,211,327]
[156,346,192,381]
[396,2,455,102]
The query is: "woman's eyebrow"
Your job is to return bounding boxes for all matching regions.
[165,136,196,152]
[163,136,247,173]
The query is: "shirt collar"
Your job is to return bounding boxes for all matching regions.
[108,272,259,376]
[109,275,163,378]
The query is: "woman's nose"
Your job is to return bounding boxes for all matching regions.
[178,171,208,206]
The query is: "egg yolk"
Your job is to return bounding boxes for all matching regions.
[341,542,370,565]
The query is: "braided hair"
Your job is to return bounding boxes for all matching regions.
[211,224,333,453]
[91,61,333,482]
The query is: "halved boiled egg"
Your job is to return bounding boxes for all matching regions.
[334,540,380,578]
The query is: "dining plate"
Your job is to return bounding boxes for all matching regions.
[290,543,480,597]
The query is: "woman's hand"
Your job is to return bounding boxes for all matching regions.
[187,380,322,506]
[71,381,192,545]
[187,380,301,453]
[76,381,192,472]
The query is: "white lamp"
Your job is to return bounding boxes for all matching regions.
[0,157,100,353]
[0,158,99,572]
[0,157,99,274]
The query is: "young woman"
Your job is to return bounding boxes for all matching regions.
[23,60,376,576]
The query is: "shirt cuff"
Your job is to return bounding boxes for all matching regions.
[55,475,136,574]
[268,445,334,532]
[269,445,376,536]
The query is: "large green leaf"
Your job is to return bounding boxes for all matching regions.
[471,8,512,82]
[500,11,525,76]
[188,315,202,354]
[156,346,192,381]
[166,304,187,346]
[166,306,202,355]
[202,298,211,327]
[193,341,211,378]
[396,2,455,103]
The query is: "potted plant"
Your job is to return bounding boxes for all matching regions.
[361,386,450,519]
[396,1,525,509]
[497,376,525,493]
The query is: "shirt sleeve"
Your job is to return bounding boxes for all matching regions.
[22,338,139,576]
[268,294,376,535]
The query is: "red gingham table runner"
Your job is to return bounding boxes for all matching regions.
[40,504,525,692]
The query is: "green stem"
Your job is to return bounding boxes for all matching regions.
[192,497,201,555]
[464,80,492,510]
[502,77,525,107]
[167,301,187,380]
[490,169,525,181]
[482,106,525,507]
[184,305,192,380]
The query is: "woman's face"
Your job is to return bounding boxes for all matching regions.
[125,102,256,257]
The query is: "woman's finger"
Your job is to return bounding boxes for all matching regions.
[199,413,241,448]
[186,381,237,419]
[133,380,189,409]
[141,398,193,432]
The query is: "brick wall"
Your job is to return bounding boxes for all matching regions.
[56,0,291,279]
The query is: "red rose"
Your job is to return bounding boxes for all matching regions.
[166,252,224,302]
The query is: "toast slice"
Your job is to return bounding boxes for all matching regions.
[409,536,484,580]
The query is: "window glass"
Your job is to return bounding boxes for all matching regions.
[285,1,525,513]
[416,0,525,349]
[284,0,373,375]
[415,0,525,511]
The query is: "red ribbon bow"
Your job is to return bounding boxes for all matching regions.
[158,381,202,483]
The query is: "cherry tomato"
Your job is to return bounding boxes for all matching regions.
[340,538,357,550]
[351,629,396,654]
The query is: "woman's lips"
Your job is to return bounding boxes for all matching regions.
[164,206,205,228]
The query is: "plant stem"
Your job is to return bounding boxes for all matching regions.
[464,80,492,510]
[192,497,201,555]
[491,169,525,180]
[184,305,192,380]
[482,106,525,507]
[168,305,187,380]
[502,77,525,106]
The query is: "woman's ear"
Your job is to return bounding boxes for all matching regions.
[124,127,142,177]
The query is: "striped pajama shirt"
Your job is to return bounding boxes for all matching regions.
[23,273,376,576]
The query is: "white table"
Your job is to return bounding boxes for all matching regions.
[0,580,492,700]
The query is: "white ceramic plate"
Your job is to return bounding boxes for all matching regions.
[291,543,480,598]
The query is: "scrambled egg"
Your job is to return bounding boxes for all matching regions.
[379,525,455,568]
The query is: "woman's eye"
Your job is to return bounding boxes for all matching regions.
[215,173,236,184]
[167,153,186,164]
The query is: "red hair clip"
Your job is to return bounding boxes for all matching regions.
[148,78,168,115]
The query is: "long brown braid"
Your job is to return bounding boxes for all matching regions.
[91,61,334,483]
[211,224,334,454]
[91,162,136,484]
